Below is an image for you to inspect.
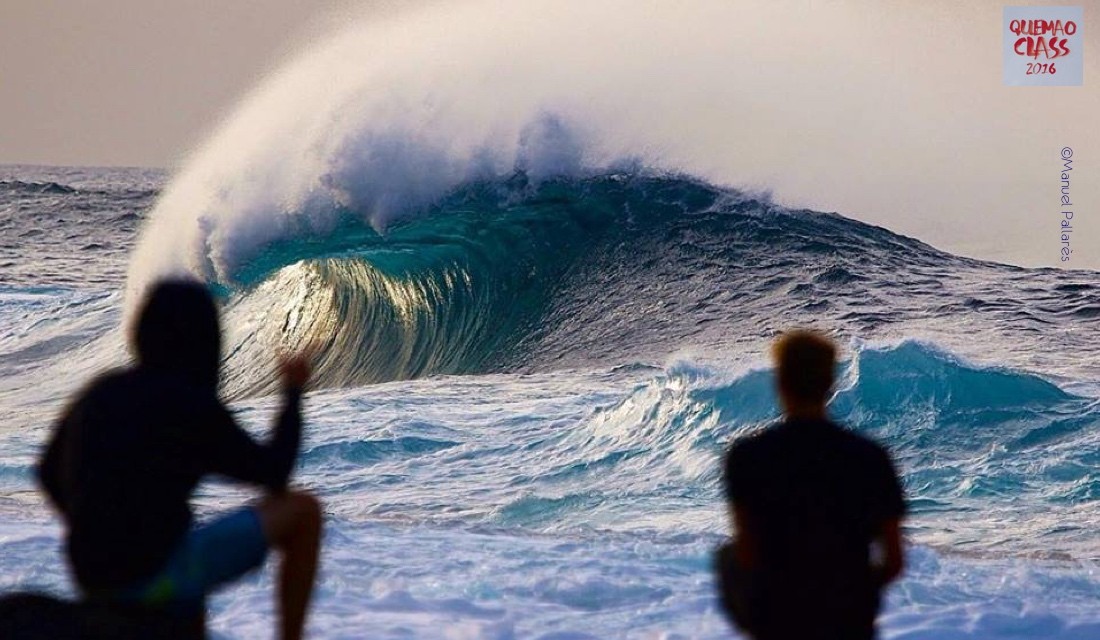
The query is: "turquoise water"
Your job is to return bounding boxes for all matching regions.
[2,165,1099,638]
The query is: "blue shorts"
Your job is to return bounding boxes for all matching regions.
[123,507,269,612]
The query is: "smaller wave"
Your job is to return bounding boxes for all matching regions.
[304,437,460,466]
[0,180,76,195]
[0,179,158,201]
[832,340,1076,421]
[0,288,125,428]
[494,341,1098,556]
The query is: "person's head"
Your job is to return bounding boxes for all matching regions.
[772,329,836,417]
[131,280,221,390]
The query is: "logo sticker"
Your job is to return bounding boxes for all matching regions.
[1003,6,1083,86]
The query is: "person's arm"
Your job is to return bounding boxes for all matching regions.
[872,444,907,588]
[206,356,310,491]
[874,517,905,587]
[37,423,68,513]
[723,438,761,570]
[715,437,765,633]
[732,503,759,571]
[36,401,78,515]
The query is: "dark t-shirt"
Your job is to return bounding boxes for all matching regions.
[36,367,302,591]
[723,417,905,630]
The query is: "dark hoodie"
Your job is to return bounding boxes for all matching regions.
[37,281,302,591]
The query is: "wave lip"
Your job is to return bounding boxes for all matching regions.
[218,173,647,395]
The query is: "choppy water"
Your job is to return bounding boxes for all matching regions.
[1,163,1099,639]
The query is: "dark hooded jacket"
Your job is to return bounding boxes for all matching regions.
[37,281,302,591]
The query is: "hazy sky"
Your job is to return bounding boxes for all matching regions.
[0,0,351,168]
[1,1,1097,269]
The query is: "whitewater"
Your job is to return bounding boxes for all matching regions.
[3,1,1100,638]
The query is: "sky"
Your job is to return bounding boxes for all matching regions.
[0,0,352,168]
[1,0,1097,270]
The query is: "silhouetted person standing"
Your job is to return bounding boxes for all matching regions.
[37,280,322,640]
[715,330,905,640]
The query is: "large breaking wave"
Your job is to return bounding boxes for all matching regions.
[198,170,1099,397]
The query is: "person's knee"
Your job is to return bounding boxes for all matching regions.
[258,490,323,546]
[290,491,322,534]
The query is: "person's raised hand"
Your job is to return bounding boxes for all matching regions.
[279,352,313,392]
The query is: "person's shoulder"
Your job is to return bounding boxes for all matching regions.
[77,367,137,399]
[828,420,896,467]
[91,368,219,408]
[728,421,781,450]
[724,423,779,495]
[89,367,195,398]
[726,421,786,468]
[58,368,138,424]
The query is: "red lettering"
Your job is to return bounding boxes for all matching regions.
[1011,18,1077,58]
[1014,36,1071,59]
[1033,37,1051,59]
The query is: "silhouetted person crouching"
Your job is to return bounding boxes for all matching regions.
[715,330,905,639]
[37,280,321,640]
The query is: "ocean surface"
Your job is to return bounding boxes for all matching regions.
[1,162,1098,639]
